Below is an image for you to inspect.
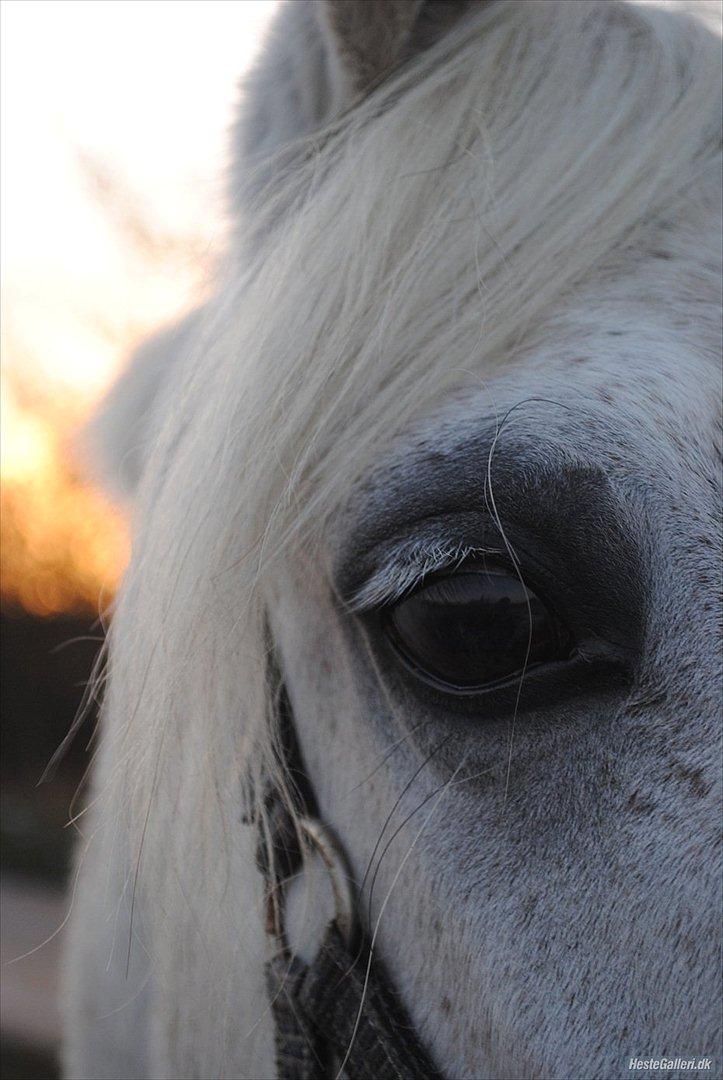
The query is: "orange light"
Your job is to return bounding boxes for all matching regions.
[1,378,129,617]
[1,1,277,618]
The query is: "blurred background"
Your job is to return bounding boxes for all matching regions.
[1,2,276,1075]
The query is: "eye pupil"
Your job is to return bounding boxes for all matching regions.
[386,565,569,692]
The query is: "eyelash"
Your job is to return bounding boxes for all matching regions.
[351,543,508,613]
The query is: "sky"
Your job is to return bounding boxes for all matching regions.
[2,0,276,400]
[1,0,277,613]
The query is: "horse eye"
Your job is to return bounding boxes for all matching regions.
[384,564,571,692]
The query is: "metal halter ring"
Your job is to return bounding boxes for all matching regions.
[297,816,357,949]
[266,815,357,956]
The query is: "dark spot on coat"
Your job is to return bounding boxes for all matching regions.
[675,764,710,799]
[627,790,655,815]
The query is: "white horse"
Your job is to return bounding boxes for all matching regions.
[65,2,722,1077]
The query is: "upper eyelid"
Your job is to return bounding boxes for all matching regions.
[348,540,504,613]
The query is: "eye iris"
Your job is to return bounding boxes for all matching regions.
[386,568,566,690]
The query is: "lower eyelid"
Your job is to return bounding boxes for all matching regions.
[379,634,633,707]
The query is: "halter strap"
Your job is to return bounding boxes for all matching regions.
[256,681,443,1079]
[267,922,442,1080]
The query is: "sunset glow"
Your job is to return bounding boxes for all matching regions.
[1,1,276,616]
[1,381,129,616]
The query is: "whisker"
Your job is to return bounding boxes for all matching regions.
[346,723,423,794]
[335,752,470,1080]
[365,763,495,928]
[358,735,451,900]
[484,397,571,803]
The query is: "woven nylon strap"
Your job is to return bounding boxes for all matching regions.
[266,923,444,1080]
[259,668,443,1078]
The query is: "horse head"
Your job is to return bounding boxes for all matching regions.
[66,3,722,1077]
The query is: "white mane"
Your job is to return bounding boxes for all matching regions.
[90,0,721,1022]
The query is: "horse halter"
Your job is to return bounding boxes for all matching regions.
[257,683,443,1080]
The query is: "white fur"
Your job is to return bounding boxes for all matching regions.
[65,2,722,1077]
